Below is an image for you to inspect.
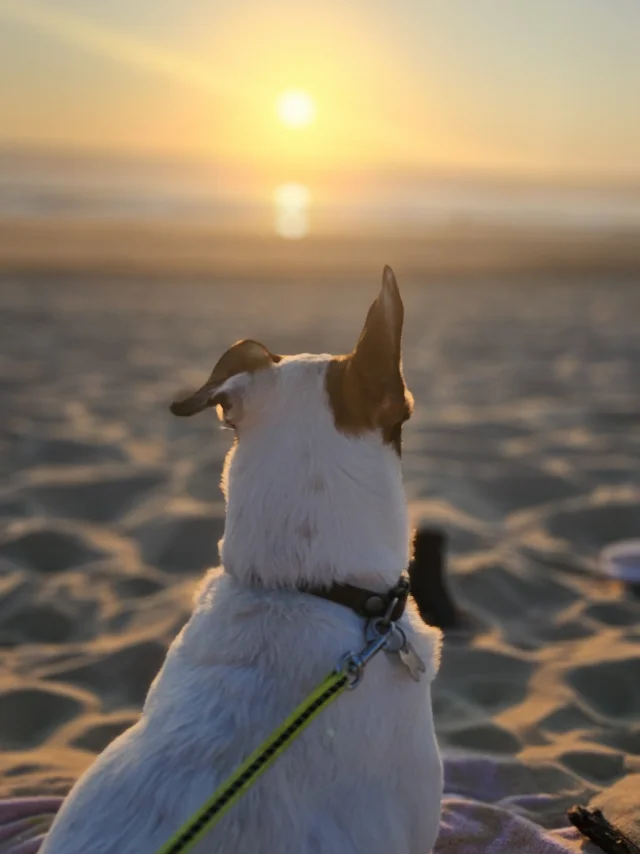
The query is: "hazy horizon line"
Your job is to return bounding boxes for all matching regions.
[2,140,639,196]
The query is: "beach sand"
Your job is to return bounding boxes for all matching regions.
[0,272,639,834]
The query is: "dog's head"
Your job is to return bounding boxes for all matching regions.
[171,266,413,586]
[171,266,412,446]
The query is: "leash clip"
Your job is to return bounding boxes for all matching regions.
[338,623,393,689]
[336,576,412,689]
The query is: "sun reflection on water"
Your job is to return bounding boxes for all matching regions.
[273,183,310,239]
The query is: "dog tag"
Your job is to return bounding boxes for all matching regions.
[382,624,406,654]
[397,639,426,682]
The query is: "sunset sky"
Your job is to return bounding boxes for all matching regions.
[1,0,639,183]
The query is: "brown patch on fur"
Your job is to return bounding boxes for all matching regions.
[171,339,280,417]
[325,267,413,455]
[296,520,317,543]
[326,358,412,455]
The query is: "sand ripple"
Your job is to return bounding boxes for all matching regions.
[0,276,638,818]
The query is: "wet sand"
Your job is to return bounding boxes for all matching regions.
[1,219,640,280]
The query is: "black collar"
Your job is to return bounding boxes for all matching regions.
[300,574,410,622]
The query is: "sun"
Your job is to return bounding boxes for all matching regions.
[276,90,316,129]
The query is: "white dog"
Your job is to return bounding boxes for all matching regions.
[40,267,443,854]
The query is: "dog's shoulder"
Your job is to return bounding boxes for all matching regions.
[403,599,443,681]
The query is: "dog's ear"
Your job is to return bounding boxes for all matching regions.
[170,339,280,422]
[348,265,412,432]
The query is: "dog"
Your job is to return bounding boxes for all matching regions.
[40,266,443,854]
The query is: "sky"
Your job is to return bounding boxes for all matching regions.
[1,0,639,184]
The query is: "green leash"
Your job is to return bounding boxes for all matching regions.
[155,627,392,854]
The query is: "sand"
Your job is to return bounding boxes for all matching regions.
[0,273,639,834]
[1,218,640,281]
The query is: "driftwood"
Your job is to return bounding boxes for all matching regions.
[568,806,640,854]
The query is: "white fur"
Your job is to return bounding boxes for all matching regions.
[40,353,443,854]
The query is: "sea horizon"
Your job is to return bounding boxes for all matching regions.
[2,145,639,239]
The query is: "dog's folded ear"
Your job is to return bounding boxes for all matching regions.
[170,339,281,419]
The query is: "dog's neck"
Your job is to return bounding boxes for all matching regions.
[218,359,410,592]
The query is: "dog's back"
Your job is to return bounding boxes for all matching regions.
[40,268,443,854]
[43,573,441,854]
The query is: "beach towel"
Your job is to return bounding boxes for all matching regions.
[2,756,637,854]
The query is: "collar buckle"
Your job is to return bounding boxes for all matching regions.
[301,572,411,622]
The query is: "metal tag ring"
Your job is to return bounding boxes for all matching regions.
[339,652,364,689]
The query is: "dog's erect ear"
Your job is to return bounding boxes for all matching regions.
[326,266,413,451]
[349,265,411,430]
[170,339,280,419]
